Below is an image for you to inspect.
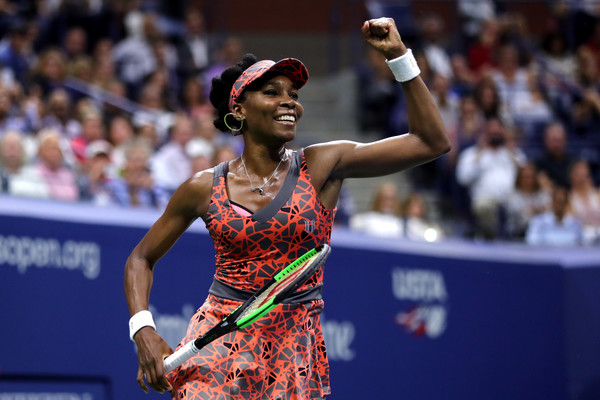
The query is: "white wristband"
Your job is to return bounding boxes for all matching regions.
[129,310,156,341]
[386,49,420,82]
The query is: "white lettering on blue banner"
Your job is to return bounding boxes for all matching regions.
[391,268,447,302]
[0,235,101,279]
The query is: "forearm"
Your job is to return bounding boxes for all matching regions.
[124,254,154,316]
[401,76,450,154]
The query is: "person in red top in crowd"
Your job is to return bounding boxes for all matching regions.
[124,17,450,399]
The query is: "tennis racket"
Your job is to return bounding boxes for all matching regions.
[164,244,331,373]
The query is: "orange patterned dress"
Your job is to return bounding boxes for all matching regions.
[168,150,335,400]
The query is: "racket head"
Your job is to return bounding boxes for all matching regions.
[234,244,331,328]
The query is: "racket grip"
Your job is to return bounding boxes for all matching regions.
[164,341,200,373]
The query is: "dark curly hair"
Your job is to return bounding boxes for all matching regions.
[209,53,258,133]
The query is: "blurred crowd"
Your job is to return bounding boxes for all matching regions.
[0,1,599,247]
[355,0,600,246]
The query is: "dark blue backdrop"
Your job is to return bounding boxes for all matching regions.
[1,196,599,400]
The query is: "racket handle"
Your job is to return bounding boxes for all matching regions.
[164,341,200,373]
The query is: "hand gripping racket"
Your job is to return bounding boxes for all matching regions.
[164,244,331,373]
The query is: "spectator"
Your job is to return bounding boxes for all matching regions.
[537,30,577,122]
[458,0,496,49]
[526,186,583,247]
[0,20,33,90]
[403,192,445,242]
[33,128,79,202]
[467,18,499,77]
[534,121,577,189]
[539,31,577,81]
[147,36,180,110]
[70,108,106,166]
[449,53,477,96]
[78,139,114,206]
[131,82,175,143]
[202,36,244,97]
[106,139,168,209]
[571,47,600,137]
[568,159,600,244]
[39,88,82,139]
[107,115,135,173]
[430,73,460,132]
[436,94,484,224]
[150,113,193,194]
[456,116,527,239]
[418,13,453,79]
[29,48,68,99]
[473,77,512,124]
[490,43,553,137]
[91,47,117,90]
[349,181,404,238]
[0,130,46,197]
[173,8,211,79]
[179,76,213,124]
[62,26,88,61]
[136,122,160,151]
[112,12,162,98]
[0,88,28,136]
[450,94,485,154]
[505,162,551,239]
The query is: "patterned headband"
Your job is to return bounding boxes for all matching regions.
[228,58,309,111]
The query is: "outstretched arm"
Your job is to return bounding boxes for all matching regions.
[307,18,450,187]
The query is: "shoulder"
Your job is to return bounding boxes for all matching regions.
[167,168,215,218]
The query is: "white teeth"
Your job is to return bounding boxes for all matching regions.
[275,115,296,122]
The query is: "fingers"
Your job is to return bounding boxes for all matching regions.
[136,367,149,394]
[137,361,173,394]
[361,17,406,60]
[363,17,394,38]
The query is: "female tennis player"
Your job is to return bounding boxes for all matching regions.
[124,17,450,399]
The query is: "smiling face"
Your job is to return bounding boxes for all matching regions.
[236,75,303,143]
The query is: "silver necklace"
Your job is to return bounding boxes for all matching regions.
[240,153,284,195]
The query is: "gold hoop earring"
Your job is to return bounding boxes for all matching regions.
[224,113,244,132]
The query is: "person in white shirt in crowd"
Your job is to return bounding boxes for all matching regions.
[403,192,445,242]
[150,113,194,195]
[350,181,405,238]
[526,186,583,247]
[0,130,47,197]
[456,116,527,239]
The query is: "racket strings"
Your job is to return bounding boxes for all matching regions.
[236,256,316,320]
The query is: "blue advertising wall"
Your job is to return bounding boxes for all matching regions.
[1,195,599,400]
